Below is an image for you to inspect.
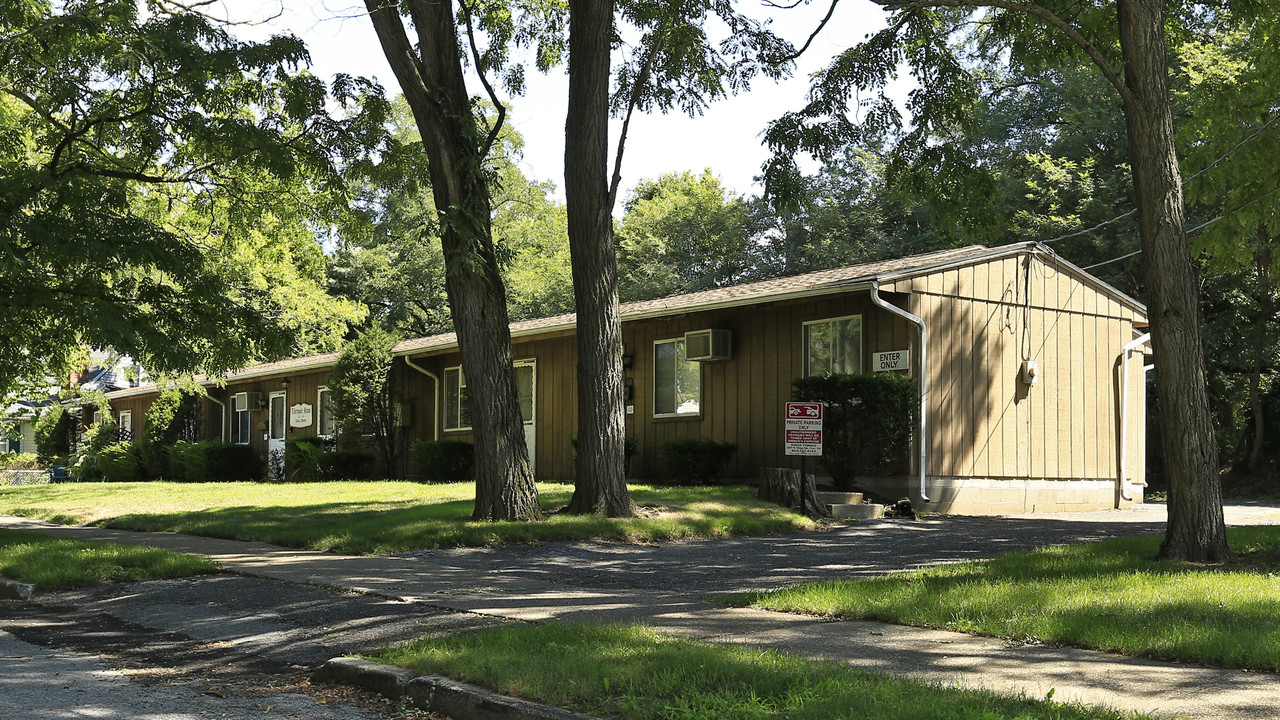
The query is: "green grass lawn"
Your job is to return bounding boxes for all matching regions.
[0,528,217,591]
[0,481,819,554]
[724,526,1280,672]
[372,623,1146,720]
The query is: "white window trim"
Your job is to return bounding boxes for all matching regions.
[803,314,864,376]
[513,358,536,425]
[443,365,471,432]
[118,411,132,432]
[652,337,702,419]
[268,391,287,442]
[316,385,334,439]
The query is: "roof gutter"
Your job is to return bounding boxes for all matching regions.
[207,394,228,443]
[870,280,929,502]
[1119,332,1151,502]
[403,355,440,442]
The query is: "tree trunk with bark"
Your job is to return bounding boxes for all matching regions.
[562,0,636,517]
[365,0,540,521]
[1117,0,1228,561]
[757,467,832,518]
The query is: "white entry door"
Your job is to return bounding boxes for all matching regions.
[514,360,536,472]
[268,391,287,458]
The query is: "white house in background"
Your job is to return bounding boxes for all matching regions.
[2,351,146,456]
[1,400,45,454]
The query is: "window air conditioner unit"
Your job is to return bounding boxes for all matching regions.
[684,329,732,361]
[233,391,263,411]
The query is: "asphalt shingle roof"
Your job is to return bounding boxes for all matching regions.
[110,243,1025,394]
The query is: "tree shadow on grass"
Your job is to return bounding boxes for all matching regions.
[92,486,816,555]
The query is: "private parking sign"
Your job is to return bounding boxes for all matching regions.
[785,402,823,456]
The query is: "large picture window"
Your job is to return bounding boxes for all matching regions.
[804,315,863,376]
[654,338,701,417]
[444,366,471,431]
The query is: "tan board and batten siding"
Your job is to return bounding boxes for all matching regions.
[885,251,1147,513]
[101,242,1149,515]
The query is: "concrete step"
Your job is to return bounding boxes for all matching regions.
[816,491,864,505]
[828,503,885,520]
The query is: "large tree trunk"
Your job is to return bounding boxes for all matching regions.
[365,0,540,521]
[1116,0,1227,561]
[563,0,636,516]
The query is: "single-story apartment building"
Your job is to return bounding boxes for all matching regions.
[104,241,1151,514]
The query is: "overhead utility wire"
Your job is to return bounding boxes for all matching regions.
[1039,109,1279,248]
[1183,113,1280,184]
[1041,209,1136,245]
[1076,181,1280,270]
[1081,249,1142,270]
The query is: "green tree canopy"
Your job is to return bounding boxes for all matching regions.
[332,95,573,337]
[615,169,757,301]
[329,325,405,480]
[0,0,384,398]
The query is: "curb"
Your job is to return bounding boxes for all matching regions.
[0,578,35,600]
[311,657,417,699]
[313,658,601,720]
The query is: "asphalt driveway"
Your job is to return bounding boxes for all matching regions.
[3,501,1279,720]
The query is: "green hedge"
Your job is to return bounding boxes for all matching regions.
[791,372,917,492]
[35,406,77,465]
[276,436,374,481]
[412,440,474,482]
[0,453,39,471]
[97,443,142,482]
[204,443,263,482]
[322,450,376,480]
[167,441,262,482]
[168,441,208,482]
[132,439,168,480]
[659,437,737,485]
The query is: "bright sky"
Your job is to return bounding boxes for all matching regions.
[222,0,900,200]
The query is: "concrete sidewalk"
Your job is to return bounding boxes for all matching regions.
[3,512,1277,720]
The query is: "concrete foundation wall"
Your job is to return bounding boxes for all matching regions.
[917,476,1142,515]
[821,474,1142,515]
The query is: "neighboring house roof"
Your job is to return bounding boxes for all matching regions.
[78,366,123,392]
[3,398,54,421]
[106,241,1146,399]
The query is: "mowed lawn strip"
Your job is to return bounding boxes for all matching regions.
[0,528,217,591]
[372,623,1146,720]
[0,481,819,554]
[723,526,1280,672]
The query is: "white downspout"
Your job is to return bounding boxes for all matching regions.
[1119,332,1152,502]
[208,395,227,443]
[871,281,929,502]
[404,355,441,441]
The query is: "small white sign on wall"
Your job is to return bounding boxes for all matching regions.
[873,350,910,372]
[289,403,314,428]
